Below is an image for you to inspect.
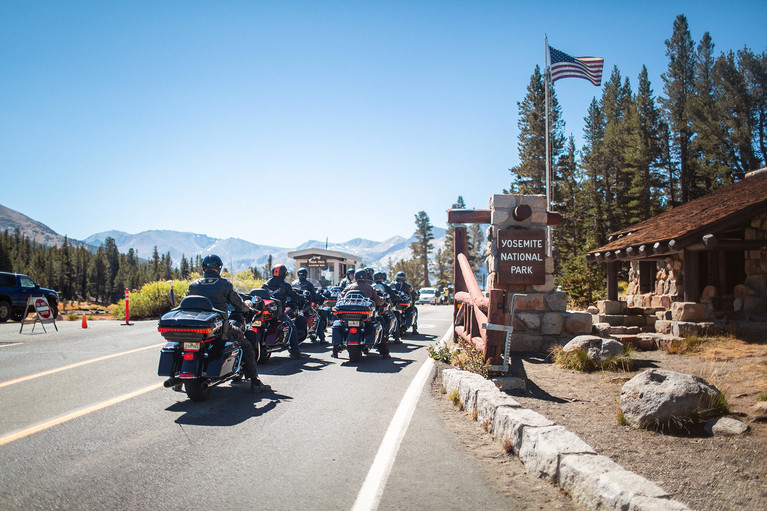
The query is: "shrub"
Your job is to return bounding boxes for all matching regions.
[451,341,489,378]
[550,345,635,372]
[427,343,453,363]
[108,273,265,321]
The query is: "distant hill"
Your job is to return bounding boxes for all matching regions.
[1,203,450,273]
[0,204,91,249]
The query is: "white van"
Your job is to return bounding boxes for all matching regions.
[416,287,440,305]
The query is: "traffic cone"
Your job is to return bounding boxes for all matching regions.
[81,314,88,329]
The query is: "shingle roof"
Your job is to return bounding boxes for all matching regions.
[589,169,767,257]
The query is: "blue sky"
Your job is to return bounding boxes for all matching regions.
[2,1,766,249]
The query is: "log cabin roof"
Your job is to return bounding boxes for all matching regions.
[587,169,767,262]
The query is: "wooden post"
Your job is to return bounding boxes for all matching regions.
[683,249,700,302]
[606,262,618,301]
[453,226,468,340]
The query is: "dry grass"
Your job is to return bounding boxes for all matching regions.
[549,345,635,372]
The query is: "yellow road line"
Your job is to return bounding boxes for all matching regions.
[0,382,164,447]
[0,343,165,389]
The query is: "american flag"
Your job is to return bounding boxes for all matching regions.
[549,46,604,86]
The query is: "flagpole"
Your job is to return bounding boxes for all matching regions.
[544,35,552,257]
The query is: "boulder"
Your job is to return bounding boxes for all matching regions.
[563,335,624,362]
[704,416,749,436]
[620,369,724,431]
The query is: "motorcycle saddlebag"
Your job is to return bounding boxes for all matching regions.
[157,344,177,376]
[204,341,241,378]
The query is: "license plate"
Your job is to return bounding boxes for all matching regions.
[253,320,262,326]
[184,342,200,351]
[348,320,360,327]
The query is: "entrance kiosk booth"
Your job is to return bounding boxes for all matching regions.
[287,248,361,287]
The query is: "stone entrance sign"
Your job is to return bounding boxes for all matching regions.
[497,229,546,285]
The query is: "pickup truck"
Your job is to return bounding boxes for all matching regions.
[0,272,60,322]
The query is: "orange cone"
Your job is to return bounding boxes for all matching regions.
[81,314,88,328]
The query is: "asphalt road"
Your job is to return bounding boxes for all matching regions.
[0,306,531,510]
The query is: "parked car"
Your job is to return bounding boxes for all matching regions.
[0,272,60,322]
[416,287,440,305]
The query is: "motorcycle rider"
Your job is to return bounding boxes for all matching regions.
[336,269,389,358]
[373,271,400,343]
[187,254,270,393]
[292,267,326,342]
[391,270,418,335]
[338,268,355,288]
[262,264,304,359]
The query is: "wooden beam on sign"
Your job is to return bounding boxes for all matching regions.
[447,209,492,224]
[546,211,563,226]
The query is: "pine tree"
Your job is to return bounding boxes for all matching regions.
[661,14,696,203]
[411,211,434,287]
[739,48,767,164]
[507,66,565,194]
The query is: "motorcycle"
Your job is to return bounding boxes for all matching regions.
[374,283,400,343]
[394,289,418,336]
[331,291,384,362]
[157,294,256,402]
[248,288,298,364]
[318,286,341,336]
[296,290,323,342]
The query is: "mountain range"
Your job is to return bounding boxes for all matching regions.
[1,203,446,272]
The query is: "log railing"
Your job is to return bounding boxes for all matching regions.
[452,225,507,372]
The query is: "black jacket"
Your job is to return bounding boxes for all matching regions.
[263,275,301,305]
[188,270,249,314]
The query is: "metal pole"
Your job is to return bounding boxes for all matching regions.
[544,35,552,258]
[502,293,525,374]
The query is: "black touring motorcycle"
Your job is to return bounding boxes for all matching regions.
[157,294,258,402]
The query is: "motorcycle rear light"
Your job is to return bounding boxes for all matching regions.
[158,327,213,335]
[179,372,194,378]
[183,352,196,361]
[349,327,358,334]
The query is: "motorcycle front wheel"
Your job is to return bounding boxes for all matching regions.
[184,379,210,402]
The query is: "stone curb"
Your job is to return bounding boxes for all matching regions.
[440,367,692,511]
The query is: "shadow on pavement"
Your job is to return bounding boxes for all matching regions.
[167,388,293,426]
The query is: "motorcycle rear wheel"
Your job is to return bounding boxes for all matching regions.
[347,345,362,363]
[184,379,210,402]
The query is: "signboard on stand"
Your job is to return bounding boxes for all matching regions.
[496,229,546,285]
[19,295,58,333]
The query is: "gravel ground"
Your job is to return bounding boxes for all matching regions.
[443,348,767,511]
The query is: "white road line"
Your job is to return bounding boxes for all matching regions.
[0,343,165,389]
[0,382,163,447]
[351,356,435,511]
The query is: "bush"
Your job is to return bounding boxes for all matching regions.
[427,343,453,363]
[109,272,265,321]
[451,341,489,378]
[550,345,635,372]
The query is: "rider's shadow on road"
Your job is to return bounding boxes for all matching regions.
[167,390,292,426]
[257,355,332,376]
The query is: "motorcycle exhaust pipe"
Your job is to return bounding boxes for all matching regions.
[163,378,181,388]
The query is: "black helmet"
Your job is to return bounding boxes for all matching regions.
[346,268,355,276]
[395,271,406,281]
[297,267,308,278]
[365,267,374,279]
[272,264,287,278]
[354,269,367,282]
[373,271,386,282]
[202,254,223,272]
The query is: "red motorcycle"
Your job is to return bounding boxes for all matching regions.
[296,290,322,342]
[248,289,297,364]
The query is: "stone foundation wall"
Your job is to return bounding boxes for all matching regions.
[623,258,682,310]
[735,212,767,315]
